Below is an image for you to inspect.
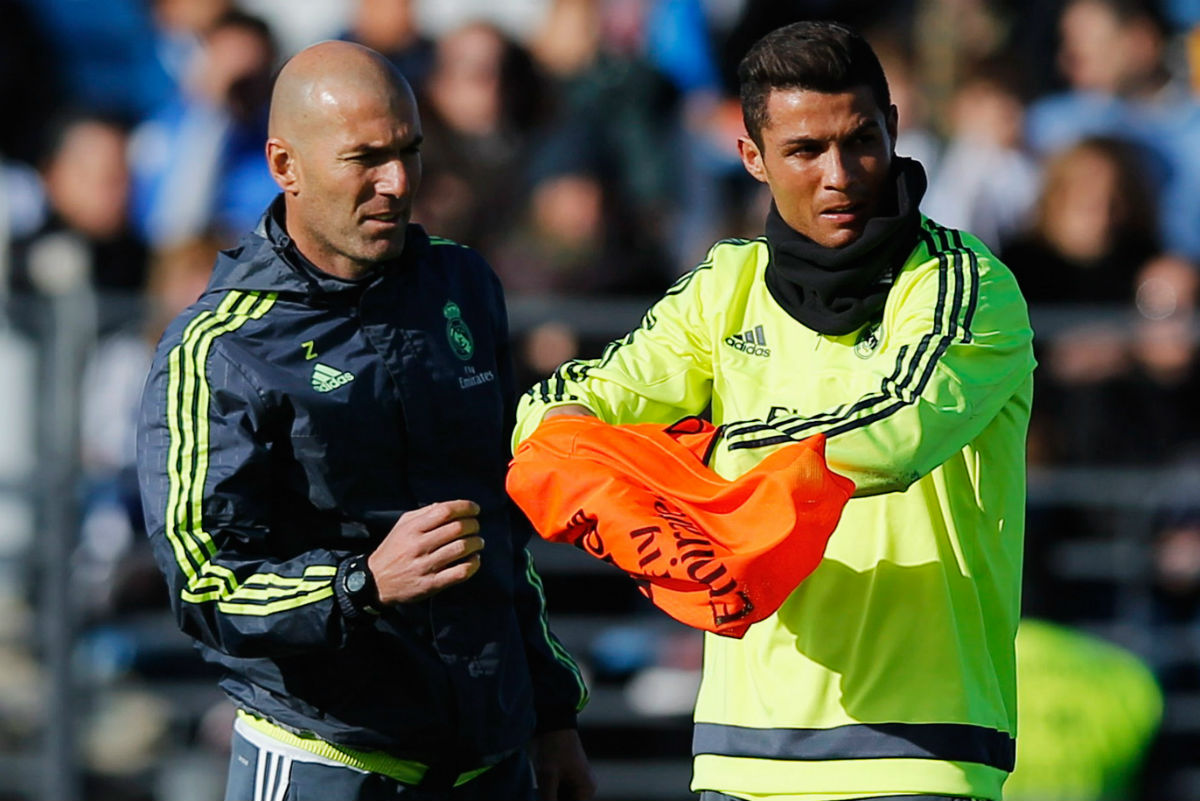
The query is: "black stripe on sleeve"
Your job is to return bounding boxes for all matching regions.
[728,223,980,450]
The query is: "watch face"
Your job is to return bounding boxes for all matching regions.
[346,570,367,593]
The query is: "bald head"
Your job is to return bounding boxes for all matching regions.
[269,40,415,145]
[265,41,423,279]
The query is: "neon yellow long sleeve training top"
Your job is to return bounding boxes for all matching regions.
[514,218,1036,800]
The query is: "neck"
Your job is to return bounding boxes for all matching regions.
[283,204,380,281]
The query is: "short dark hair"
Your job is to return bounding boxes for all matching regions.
[207,9,277,56]
[737,21,891,146]
[37,109,128,168]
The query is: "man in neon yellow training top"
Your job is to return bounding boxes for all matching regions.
[512,20,1036,801]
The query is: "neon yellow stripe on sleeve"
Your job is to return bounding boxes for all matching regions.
[162,291,340,616]
[523,549,589,711]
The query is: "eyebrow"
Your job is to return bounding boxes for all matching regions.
[779,120,879,148]
[342,133,424,156]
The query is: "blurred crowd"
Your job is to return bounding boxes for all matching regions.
[2,0,1200,798]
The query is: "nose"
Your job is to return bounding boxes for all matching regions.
[375,159,409,198]
[821,146,854,191]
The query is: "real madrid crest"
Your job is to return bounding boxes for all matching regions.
[854,323,881,359]
[443,301,474,360]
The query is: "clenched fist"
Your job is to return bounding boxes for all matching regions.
[368,500,485,604]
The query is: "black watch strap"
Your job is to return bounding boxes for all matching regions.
[336,554,380,619]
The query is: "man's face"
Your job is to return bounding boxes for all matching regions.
[739,86,896,249]
[1059,0,1126,93]
[46,121,130,239]
[277,86,422,276]
[194,25,274,119]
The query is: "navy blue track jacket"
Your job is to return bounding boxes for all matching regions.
[136,199,587,767]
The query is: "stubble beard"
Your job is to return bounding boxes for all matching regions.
[296,219,404,278]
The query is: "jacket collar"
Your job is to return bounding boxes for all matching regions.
[205,194,429,298]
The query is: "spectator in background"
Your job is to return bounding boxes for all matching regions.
[413,21,546,254]
[149,0,235,91]
[491,154,672,387]
[922,58,1040,253]
[492,162,669,298]
[529,0,682,275]
[1120,254,1200,464]
[1026,0,1200,261]
[1004,136,1158,308]
[1005,137,1160,466]
[1050,0,1173,100]
[9,113,147,300]
[129,10,279,247]
[343,0,436,96]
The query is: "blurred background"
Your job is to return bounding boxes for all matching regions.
[0,0,1198,799]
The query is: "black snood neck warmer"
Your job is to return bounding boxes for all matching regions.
[764,156,928,335]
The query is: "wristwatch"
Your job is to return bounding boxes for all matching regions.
[338,554,380,617]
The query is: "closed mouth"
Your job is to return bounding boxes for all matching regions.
[362,211,405,227]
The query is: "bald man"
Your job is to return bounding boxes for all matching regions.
[137,41,594,801]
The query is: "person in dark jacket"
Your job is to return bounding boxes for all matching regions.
[135,41,594,801]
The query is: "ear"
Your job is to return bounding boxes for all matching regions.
[886,104,899,148]
[738,136,768,184]
[266,138,300,194]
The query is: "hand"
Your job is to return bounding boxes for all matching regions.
[367,500,484,604]
[528,729,595,800]
[542,404,596,421]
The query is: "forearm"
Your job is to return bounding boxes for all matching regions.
[515,262,718,448]
[153,538,355,659]
[540,404,596,420]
